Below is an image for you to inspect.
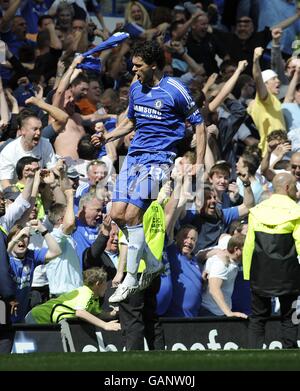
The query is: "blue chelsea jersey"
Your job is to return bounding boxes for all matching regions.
[127,76,203,154]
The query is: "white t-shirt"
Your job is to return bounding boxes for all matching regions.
[0,137,57,183]
[201,255,239,316]
[45,227,83,295]
[29,232,48,287]
[0,194,31,233]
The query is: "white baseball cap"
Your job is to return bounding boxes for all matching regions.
[261,69,278,83]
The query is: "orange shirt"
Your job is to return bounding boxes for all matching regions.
[76,99,97,115]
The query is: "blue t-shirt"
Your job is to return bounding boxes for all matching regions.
[165,243,202,318]
[21,0,53,34]
[104,117,116,132]
[182,207,239,251]
[72,219,100,269]
[0,31,36,57]
[9,248,47,322]
[216,192,231,210]
[156,248,173,316]
[0,31,35,82]
[127,76,203,154]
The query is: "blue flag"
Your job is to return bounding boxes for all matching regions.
[77,32,129,73]
[77,55,102,73]
[82,32,129,57]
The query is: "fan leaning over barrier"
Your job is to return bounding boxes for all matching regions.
[25,267,120,332]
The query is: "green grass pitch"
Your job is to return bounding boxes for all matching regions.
[1,350,300,371]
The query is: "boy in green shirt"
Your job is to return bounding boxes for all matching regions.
[25,267,121,332]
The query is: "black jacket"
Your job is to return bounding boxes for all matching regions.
[0,230,16,302]
[82,232,116,281]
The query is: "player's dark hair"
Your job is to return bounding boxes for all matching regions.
[132,41,165,71]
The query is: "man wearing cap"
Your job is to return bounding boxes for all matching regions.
[248,47,286,156]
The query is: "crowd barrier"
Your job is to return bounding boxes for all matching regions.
[1,316,299,353]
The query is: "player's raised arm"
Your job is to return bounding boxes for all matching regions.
[105,117,135,144]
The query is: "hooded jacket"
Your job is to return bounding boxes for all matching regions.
[243,194,300,296]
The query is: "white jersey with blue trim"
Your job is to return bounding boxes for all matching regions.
[127,76,203,154]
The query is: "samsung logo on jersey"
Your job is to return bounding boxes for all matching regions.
[134,105,162,119]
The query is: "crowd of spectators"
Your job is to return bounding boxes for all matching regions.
[1,0,300,349]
